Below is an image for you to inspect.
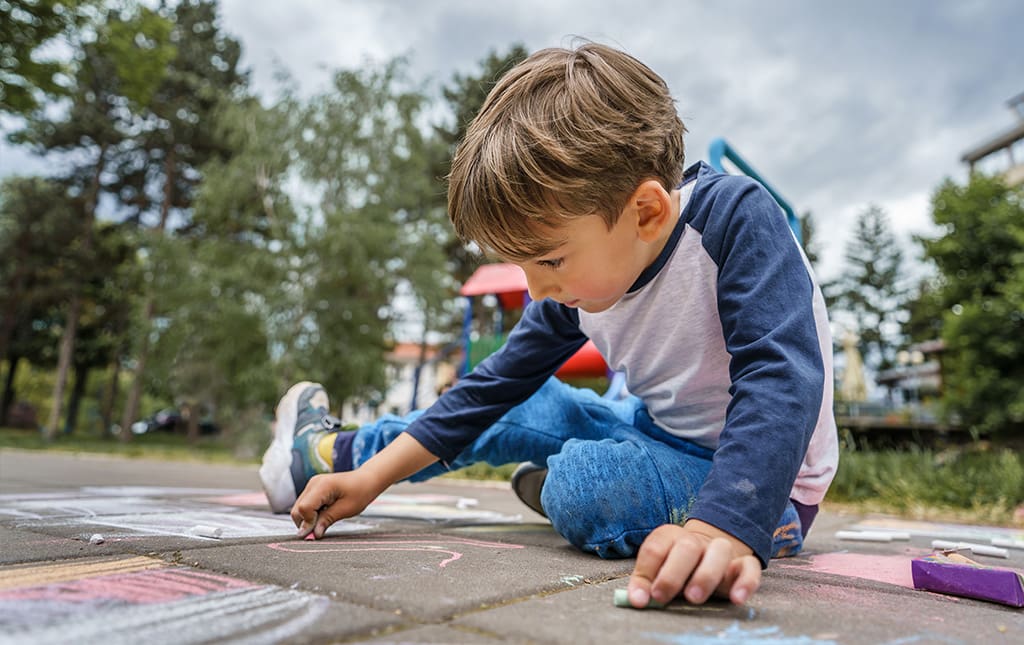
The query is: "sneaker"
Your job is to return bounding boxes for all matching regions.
[511,462,548,518]
[259,381,335,514]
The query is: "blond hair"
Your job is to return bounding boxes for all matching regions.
[447,42,686,261]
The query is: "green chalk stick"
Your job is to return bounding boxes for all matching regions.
[613,588,667,609]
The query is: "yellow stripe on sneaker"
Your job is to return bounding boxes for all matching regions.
[316,432,335,471]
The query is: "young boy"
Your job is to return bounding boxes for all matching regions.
[259,42,838,609]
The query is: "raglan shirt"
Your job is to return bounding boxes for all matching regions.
[405,162,839,566]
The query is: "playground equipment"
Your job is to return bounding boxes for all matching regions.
[708,137,802,243]
[458,263,608,379]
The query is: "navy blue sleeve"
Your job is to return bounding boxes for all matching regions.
[687,176,824,566]
[404,298,588,465]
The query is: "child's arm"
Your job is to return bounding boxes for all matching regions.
[626,520,760,607]
[290,433,438,539]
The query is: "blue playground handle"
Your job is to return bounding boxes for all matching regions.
[708,138,802,244]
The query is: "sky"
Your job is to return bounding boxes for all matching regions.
[3,0,1022,283]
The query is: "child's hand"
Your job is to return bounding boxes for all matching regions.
[290,471,378,539]
[627,520,760,607]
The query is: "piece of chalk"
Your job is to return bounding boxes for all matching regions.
[835,530,910,542]
[190,525,223,539]
[613,588,667,609]
[991,538,1024,550]
[932,540,1009,559]
[89,534,104,545]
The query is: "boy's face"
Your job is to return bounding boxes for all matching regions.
[515,183,677,313]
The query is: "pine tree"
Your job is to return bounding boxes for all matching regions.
[825,205,909,370]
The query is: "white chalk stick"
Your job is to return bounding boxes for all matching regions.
[931,539,1009,558]
[89,533,105,545]
[190,525,223,538]
[835,530,909,542]
[991,537,1024,550]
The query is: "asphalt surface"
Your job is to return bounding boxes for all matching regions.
[0,448,1021,644]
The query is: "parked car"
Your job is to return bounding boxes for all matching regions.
[131,408,219,435]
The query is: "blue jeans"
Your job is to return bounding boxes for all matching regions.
[336,377,805,560]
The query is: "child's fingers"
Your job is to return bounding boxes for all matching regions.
[724,556,761,604]
[295,511,317,538]
[679,537,732,604]
[627,531,670,607]
[290,475,336,536]
[649,535,703,604]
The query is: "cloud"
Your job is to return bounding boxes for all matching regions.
[5,0,1021,286]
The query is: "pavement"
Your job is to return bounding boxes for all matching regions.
[0,448,1021,644]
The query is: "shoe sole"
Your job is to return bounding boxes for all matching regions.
[511,462,548,518]
[259,381,323,514]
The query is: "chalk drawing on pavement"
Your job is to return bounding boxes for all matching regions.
[268,533,526,568]
[850,518,1024,543]
[0,555,329,644]
[645,621,839,645]
[359,493,522,524]
[774,553,917,589]
[0,487,374,541]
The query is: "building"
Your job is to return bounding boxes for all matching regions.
[961,91,1024,186]
[340,342,460,425]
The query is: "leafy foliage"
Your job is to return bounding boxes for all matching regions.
[0,0,101,114]
[914,174,1024,436]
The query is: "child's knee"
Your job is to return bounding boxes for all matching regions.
[541,438,666,559]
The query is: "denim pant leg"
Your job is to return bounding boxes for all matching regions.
[540,408,806,560]
[341,377,643,480]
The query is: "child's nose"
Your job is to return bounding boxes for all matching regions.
[523,267,558,302]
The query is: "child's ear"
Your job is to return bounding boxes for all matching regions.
[632,180,672,242]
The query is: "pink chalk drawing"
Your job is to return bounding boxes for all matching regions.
[267,533,526,568]
[0,560,330,640]
[0,567,256,604]
[775,552,917,588]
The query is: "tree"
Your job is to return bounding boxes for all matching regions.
[433,44,530,286]
[0,176,80,424]
[913,174,1024,436]
[117,0,247,441]
[0,0,99,115]
[10,2,174,439]
[287,58,449,405]
[799,211,821,269]
[825,205,909,370]
[142,94,300,441]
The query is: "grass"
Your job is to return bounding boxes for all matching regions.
[827,441,1024,526]
[0,427,256,465]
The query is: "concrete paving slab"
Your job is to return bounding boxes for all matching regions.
[180,527,634,622]
[0,525,94,564]
[363,624,508,643]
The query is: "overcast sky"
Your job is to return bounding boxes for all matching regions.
[4,0,1022,282]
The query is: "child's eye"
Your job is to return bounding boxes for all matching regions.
[537,258,563,269]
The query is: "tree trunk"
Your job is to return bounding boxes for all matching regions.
[0,258,28,370]
[101,357,121,437]
[184,401,200,444]
[44,295,81,440]
[119,297,153,442]
[45,144,105,441]
[63,362,89,435]
[0,355,20,427]
[121,146,174,442]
